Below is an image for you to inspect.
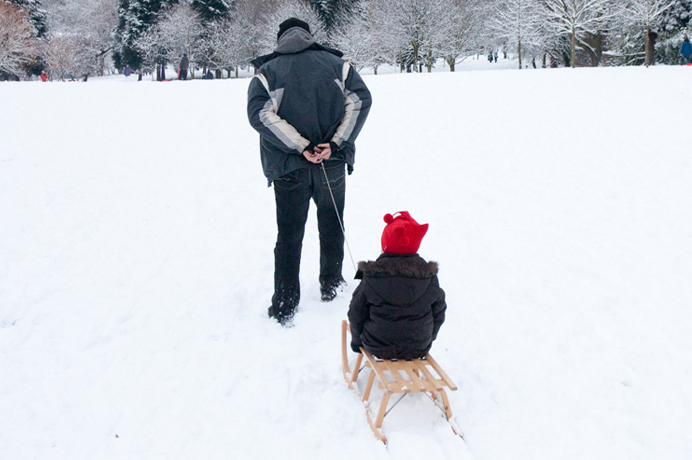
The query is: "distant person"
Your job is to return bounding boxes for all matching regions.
[648,30,658,65]
[494,52,498,62]
[681,36,692,65]
[40,70,48,82]
[348,211,446,360]
[179,53,189,80]
[488,52,493,63]
[123,65,131,79]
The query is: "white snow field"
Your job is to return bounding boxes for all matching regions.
[1,64,691,460]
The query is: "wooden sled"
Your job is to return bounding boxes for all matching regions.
[341,320,460,443]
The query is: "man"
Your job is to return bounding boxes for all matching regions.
[681,36,692,66]
[179,53,189,80]
[247,18,372,325]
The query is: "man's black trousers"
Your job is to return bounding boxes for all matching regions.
[272,161,346,309]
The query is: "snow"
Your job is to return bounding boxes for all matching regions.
[1,63,692,460]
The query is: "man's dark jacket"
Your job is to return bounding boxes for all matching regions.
[348,253,447,360]
[179,55,189,71]
[247,27,372,183]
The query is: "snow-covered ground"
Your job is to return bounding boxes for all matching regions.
[1,64,691,460]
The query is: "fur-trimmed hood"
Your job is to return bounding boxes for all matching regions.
[356,253,438,280]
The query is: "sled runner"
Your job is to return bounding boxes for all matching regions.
[341,320,461,443]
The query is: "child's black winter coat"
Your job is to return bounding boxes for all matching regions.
[348,253,446,360]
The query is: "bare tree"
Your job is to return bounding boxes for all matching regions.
[256,0,326,56]
[349,0,406,73]
[437,0,487,72]
[44,0,118,77]
[0,1,40,79]
[380,0,448,72]
[488,0,546,69]
[136,3,204,79]
[332,0,391,71]
[199,16,251,77]
[43,34,78,80]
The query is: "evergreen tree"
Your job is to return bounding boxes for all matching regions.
[657,0,691,63]
[308,0,360,35]
[10,0,48,37]
[659,0,691,32]
[191,0,234,23]
[113,0,177,71]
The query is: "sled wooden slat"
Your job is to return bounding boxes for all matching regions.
[341,320,458,443]
[416,359,446,391]
[401,361,435,393]
[382,359,410,392]
[423,354,458,391]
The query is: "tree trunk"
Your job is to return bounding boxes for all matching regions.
[571,28,576,68]
[518,38,522,69]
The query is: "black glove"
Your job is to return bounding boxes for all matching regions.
[351,341,362,353]
[329,142,341,158]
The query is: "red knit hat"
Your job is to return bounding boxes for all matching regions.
[381,211,429,254]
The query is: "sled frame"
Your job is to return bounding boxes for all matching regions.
[341,320,458,443]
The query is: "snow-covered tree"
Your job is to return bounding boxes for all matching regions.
[308,0,359,36]
[436,0,487,71]
[657,0,692,63]
[191,0,233,22]
[338,0,395,72]
[113,0,176,72]
[43,33,79,80]
[540,0,619,67]
[332,5,373,70]
[620,0,675,66]
[0,1,40,79]
[488,0,545,69]
[196,11,257,77]
[45,0,119,76]
[383,0,449,72]
[660,0,692,32]
[135,2,204,79]
[256,0,326,56]
[10,0,48,37]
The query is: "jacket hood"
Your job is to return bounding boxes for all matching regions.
[251,29,343,69]
[356,254,438,307]
[357,254,438,278]
[275,27,315,54]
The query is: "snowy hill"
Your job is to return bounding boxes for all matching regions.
[1,65,691,460]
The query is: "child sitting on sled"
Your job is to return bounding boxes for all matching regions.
[348,211,447,360]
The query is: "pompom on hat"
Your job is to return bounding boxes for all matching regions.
[381,211,428,254]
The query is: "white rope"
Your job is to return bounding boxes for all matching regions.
[321,162,357,273]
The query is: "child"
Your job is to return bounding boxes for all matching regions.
[348,211,446,360]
